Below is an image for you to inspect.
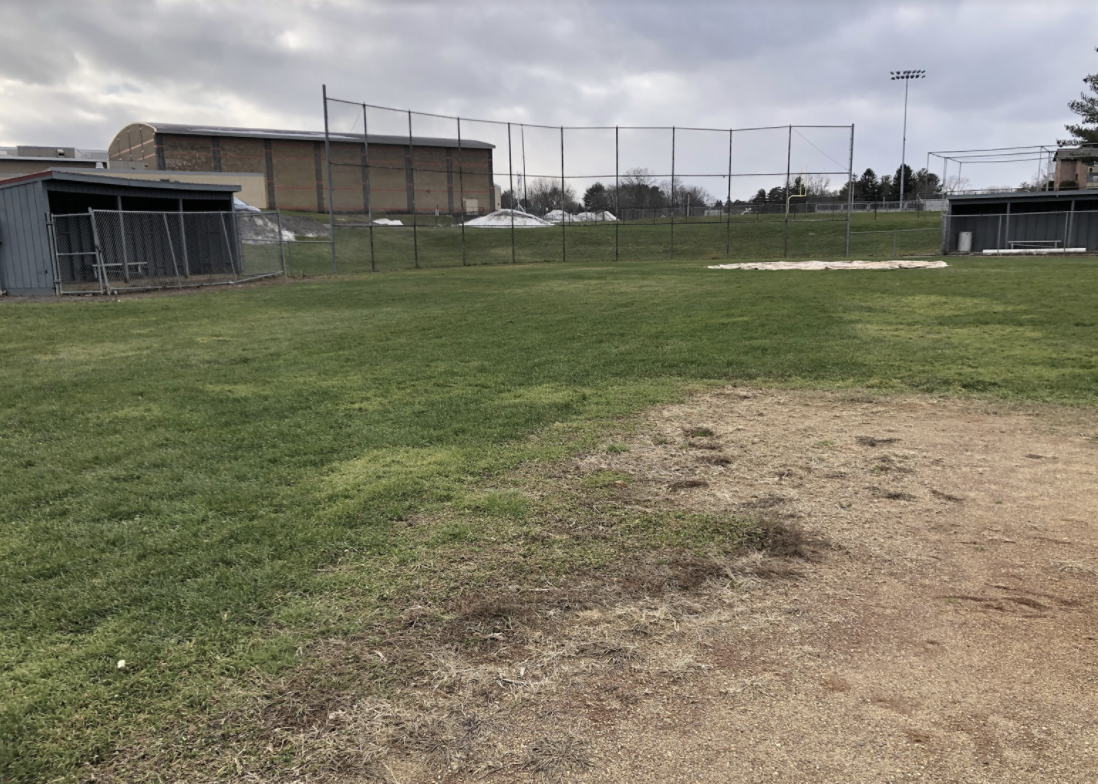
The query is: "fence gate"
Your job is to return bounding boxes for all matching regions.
[50,209,287,294]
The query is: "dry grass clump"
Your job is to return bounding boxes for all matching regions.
[522,734,594,781]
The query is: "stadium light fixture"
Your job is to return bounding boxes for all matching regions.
[890,69,926,211]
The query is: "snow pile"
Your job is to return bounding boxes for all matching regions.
[373,218,403,226]
[465,209,554,228]
[543,210,618,224]
[237,215,295,244]
[707,260,949,271]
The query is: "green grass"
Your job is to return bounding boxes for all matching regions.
[283,209,944,274]
[3,254,1098,780]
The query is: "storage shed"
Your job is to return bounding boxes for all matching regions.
[0,170,239,296]
[945,190,1098,254]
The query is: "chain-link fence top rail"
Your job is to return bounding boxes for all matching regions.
[313,89,866,273]
[928,145,1061,197]
[48,210,286,294]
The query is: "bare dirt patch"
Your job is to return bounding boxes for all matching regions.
[93,389,1098,783]
[559,388,1098,783]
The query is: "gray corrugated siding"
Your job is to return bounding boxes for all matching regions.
[0,181,54,295]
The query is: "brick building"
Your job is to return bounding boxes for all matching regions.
[1053,145,1098,191]
[108,123,496,214]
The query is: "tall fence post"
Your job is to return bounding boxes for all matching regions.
[560,126,566,263]
[275,211,288,275]
[322,84,337,274]
[726,129,733,258]
[783,124,792,258]
[521,125,528,211]
[846,124,855,257]
[615,125,620,261]
[408,110,419,269]
[362,103,376,272]
[457,117,466,267]
[670,126,676,260]
[508,122,516,263]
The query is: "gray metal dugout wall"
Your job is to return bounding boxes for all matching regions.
[0,170,238,296]
[944,190,1098,254]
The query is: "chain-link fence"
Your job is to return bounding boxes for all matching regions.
[302,89,879,274]
[48,210,286,294]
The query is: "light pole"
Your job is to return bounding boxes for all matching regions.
[891,69,925,211]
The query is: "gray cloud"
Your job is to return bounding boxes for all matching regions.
[0,0,1094,192]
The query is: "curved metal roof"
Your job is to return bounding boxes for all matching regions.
[138,122,494,149]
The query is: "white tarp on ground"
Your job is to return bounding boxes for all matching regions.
[465,209,554,228]
[543,210,618,223]
[707,260,949,270]
[372,218,403,226]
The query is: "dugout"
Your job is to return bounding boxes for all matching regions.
[0,170,239,296]
[945,190,1098,254]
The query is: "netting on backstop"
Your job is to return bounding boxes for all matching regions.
[308,87,889,273]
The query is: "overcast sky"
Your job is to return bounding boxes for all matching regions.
[1,0,1096,194]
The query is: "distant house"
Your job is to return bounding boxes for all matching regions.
[1053,145,1098,190]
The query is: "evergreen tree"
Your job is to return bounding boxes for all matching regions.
[1062,47,1098,145]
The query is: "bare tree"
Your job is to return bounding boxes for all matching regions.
[525,178,578,215]
[942,174,971,193]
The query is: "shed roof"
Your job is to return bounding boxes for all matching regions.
[947,189,1098,204]
[0,169,241,193]
[141,122,495,150]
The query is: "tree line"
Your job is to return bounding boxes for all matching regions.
[500,164,945,215]
[502,168,717,215]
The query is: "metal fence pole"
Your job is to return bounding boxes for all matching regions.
[670,126,676,260]
[457,117,466,267]
[1067,200,1076,248]
[846,124,855,256]
[89,209,107,294]
[783,125,792,257]
[361,104,373,224]
[275,210,288,275]
[162,213,181,280]
[219,213,236,279]
[508,122,516,263]
[615,125,620,261]
[45,214,61,295]
[726,128,733,258]
[560,126,566,263]
[118,209,131,283]
[231,209,244,276]
[177,202,190,278]
[322,84,337,274]
[521,125,528,212]
[408,110,419,268]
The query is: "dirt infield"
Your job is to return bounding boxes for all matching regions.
[551,389,1098,783]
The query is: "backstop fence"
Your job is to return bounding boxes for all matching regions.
[313,88,879,273]
[48,210,286,294]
